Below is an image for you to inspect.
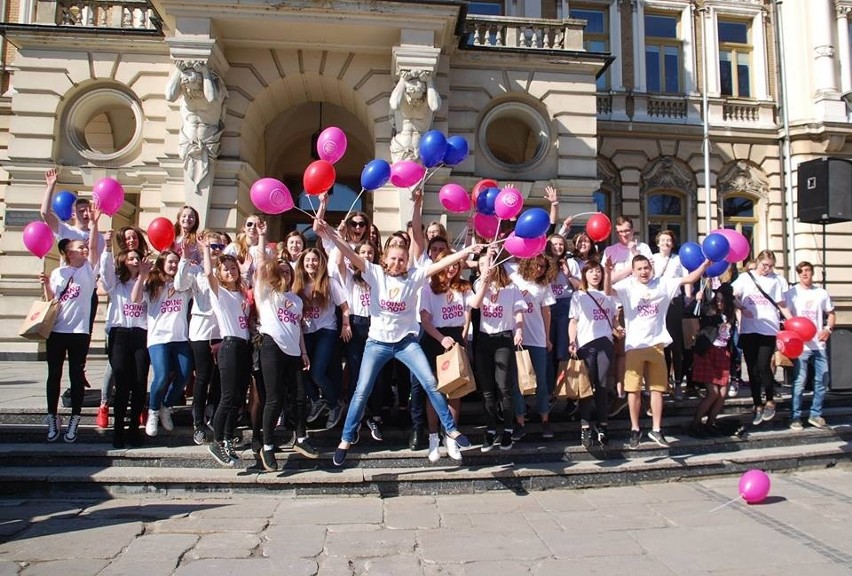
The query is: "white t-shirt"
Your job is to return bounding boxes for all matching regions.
[612,276,681,351]
[474,280,527,335]
[603,241,653,273]
[363,262,429,343]
[511,273,557,349]
[732,272,785,336]
[100,252,146,330]
[569,289,618,348]
[551,259,580,301]
[50,261,98,334]
[651,253,686,281]
[210,287,250,340]
[175,260,221,341]
[56,222,106,256]
[420,286,473,329]
[144,282,191,346]
[223,243,273,288]
[256,284,303,357]
[785,284,834,350]
[344,268,373,318]
[301,277,347,334]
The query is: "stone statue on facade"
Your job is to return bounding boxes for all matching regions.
[165,60,228,198]
[389,69,441,163]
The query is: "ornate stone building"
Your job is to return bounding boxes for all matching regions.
[0,0,851,358]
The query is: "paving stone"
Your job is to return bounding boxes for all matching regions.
[0,502,82,521]
[78,499,145,519]
[528,512,644,558]
[274,498,383,525]
[690,564,852,576]
[434,493,543,515]
[639,481,712,502]
[147,516,268,534]
[417,522,550,563]
[530,490,596,512]
[646,498,745,528]
[172,557,317,576]
[190,532,261,559]
[187,499,281,519]
[437,513,474,529]
[350,555,424,575]
[0,519,143,561]
[263,523,327,559]
[383,496,439,529]
[534,555,679,575]
[19,559,109,576]
[0,560,17,576]
[324,527,415,558]
[423,560,531,576]
[99,560,181,576]
[543,505,670,532]
[88,533,198,576]
[580,484,666,506]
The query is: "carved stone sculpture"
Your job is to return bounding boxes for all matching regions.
[389,69,441,163]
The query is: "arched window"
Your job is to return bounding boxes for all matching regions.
[646,191,684,249]
[722,194,756,261]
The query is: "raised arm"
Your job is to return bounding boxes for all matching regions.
[425,244,482,278]
[201,240,219,296]
[680,259,712,287]
[39,168,60,233]
[254,221,269,286]
[99,234,116,292]
[88,205,102,270]
[131,260,151,303]
[545,185,559,231]
[604,257,614,297]
[315,219,367,273]
[410,188,425,263]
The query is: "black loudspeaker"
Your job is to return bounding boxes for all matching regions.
[797,158,852,224]
[828,328,852,391]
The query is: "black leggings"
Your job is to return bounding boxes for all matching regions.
[739,332,777,407]
[475,331,515,430]
[190,339,221,427]
[577,336,613,426]
[260,334,307,444]
[212,337,251,442]
[109,327,149,432]
[664,295,685,382]
[46,332,89,415]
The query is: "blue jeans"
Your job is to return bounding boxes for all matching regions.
[341,335,457,443]
[148,341,193,411]
[791,348,828,421]
[304,328,341,406]
[513,346,550,417]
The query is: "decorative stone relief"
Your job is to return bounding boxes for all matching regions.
[641,156,697,196]
[389,69,441,163]
[598,156,623,206]
[716,159,769,200]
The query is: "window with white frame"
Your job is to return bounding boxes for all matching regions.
[645,13,682,94]
[722,195,756,261]
[718,19,752,98]
[571,6,610,90]
[647,192,685,248]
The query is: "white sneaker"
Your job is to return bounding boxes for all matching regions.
[445,435,463,461]
[63,414,82,443]
[146,410,159,437]
[45,414,61,442]
[427,433,441,463]
[159,406,174,432]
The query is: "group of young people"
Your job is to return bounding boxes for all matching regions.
[36,168,836,470]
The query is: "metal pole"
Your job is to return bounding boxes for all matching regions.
[700,2,712,235]
[822,222,827,289]
[774,0,797,282]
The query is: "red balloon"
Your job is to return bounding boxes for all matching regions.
[471,179,498,204]
[586,213,612,243]
[776,330,804,359]
[785,316,818,342]
[303,160,336,196]
[148,217,176,252]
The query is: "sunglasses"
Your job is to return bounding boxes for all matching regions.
[349,221,367,228]
[209,243,225,251]
[245,221,258,228]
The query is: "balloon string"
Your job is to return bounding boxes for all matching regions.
[572,211,600,219]
[342,188,365,224]
[491,254,513,269]
[709,496,741,513]
[293,207,317,220]
[453,226,468,248]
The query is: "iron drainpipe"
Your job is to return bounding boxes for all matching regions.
[774,0,797,279]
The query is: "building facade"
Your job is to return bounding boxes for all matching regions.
[0,0,850,358]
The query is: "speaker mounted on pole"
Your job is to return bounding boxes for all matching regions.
[797,157,852,224]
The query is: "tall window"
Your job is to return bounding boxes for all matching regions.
[718,19,752,98]
[571,7,609,90]
[722,195,756,261]
[647,192,685,249]
[645,13,682,93]
[468,1,503,15]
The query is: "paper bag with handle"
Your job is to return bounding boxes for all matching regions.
[555,355,593,400]
[515,346,537,396]
[436,343,474,395]
[18,298,60,340]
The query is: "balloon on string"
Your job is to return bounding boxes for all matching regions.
[251,178,293,214]
[473,212,500,239]
[438,183,471,213]
[679,242,705,272]
[471,179,498,203]
[776,330,804,359]
[505,232,547,259]
[702,233,730,262]
[389,160,426,188]
[494,187,524,220]
[23,221,54,258]
[514,208,550,239]
[442,136,469,166]
[316,127,347,164]
[92,177,125,216]
[303,160,336,195]
[52,190,77,222]
[785,316,818,341]
[419,130,448,168]
[585,213,612,243]
[476,187,499,215]
[714,228,751,263]
[703,259,729,278]
[147,217,176,252]
[361,159,391,190]
[739,469,771,504]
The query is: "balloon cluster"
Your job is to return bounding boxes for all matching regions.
[678,228,751,278]
[775,316,817,359]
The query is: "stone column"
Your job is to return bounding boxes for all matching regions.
[836,4,852,94]
[812,0,839,97]
[632,0,646,93]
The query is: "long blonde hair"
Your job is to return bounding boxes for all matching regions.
[292,248,331,309]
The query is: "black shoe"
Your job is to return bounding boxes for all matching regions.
[324,402,345,430]
[127,427,143,447]
[230,431,244,449]
[596,425,609,447]
[481,431,497,453]
[688,424,708,438]
[224,439,240,461]
[704,423,727,437]
[193,426,206,446]
[647,429,670,448]
[251,437,262,455]
[628,429,641,450]
[580,427,592,449]
[307,400,328,424]
[260,448,277,472]
[499,431,513,450]
[112,430,125,449]
[210,441,235,467]
[332,446,348,467]
[365,418,383,441]
[409,428,425,451]
[511,425,526,442]
[293,437,319,459]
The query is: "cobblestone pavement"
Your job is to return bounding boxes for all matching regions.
[0,468,851,575]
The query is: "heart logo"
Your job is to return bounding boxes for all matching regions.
[446,293,454,304]
[440,360,450,371]
[284,299,294,309]
[30,312,39,320]
[389,287,400,299]
[521,290,529,298]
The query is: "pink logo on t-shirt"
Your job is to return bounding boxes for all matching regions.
[277,306,300,325]
[482,304,504,318]
[160,298,183,314]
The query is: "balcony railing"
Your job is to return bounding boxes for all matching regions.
[464,15,586,52]
[51,0,161,31]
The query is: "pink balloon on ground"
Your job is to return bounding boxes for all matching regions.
[714,228,750,263]
[438,183,470,213]
[23,221,54,258]
[389,161,426,188]
[251,178,293,214]
[739,469,771,504]
[473,213,500,239]
[505,233,547,259]
[92,177,125,216]
[316,127,348,164]
[494,187,524,220]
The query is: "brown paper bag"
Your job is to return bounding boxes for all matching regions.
[515,347,537,396]
[555,356,593,400]
[18,299,59,340]
[774,350,794,368]
[682,318,700,349]
[436,343,473,395]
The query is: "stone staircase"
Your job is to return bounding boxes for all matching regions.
[1,390,850,497]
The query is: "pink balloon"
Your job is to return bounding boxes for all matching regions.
[738,469,771,504]
[389,160,426,188]
[438,183,470,213]
[714,228,750,263]
[316,127,347,164]
[92,178,125,216]
[473,213,500,239]
[23,221,54,258]
[494,187,524,220]
[251,178,293,215]
[505,233,547,259]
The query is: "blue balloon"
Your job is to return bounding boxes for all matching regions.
[419,130,448,168]
[515,208,551,239]
[679,241,705,272]
[52,190,77,222]
[360,159,391,190]
[704,259,730,278]
[443,136,469,166]
[476,186,499,215]
[702,233,730,262]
